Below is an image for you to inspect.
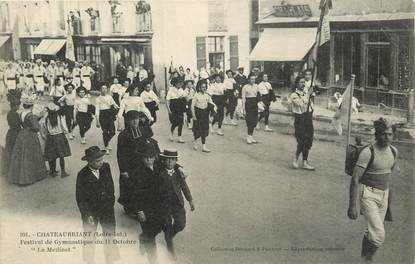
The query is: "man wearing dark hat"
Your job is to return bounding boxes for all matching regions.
[117,110,157,205]
[159,149,195,260]
[347,118,398,262]
[124,139,170,264]
[76,146,119,264]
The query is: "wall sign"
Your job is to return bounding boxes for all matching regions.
[272,4,312,17]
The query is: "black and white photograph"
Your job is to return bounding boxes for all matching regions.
[0,0,414,263]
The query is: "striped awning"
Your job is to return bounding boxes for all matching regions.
[34,39,66,55]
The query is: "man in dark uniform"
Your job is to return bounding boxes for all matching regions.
[234,66,248,119]
[76,146,120,264]
[124,139,170,264]
[116,110,157,211]
[234,66,248,96]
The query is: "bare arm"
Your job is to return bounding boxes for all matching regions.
[347,165,365,220]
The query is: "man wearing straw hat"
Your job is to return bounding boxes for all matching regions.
[76,146,120,264]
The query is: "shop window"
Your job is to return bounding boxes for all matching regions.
[75,45,85,61]
[397,33,411,91]
[76,45,101,64]
[333,33,361,87]
[196,37,207,70]
[366,45,390,89]
[207,36,224,52]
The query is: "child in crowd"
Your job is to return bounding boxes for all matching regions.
[159,149,195,260]
[41,103,71,178]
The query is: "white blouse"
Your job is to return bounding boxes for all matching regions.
[50,85,66,97]
[141,90,159,104]
[242,83,259,99]
[224,78,236,90]
[166,87,187,100]
[118,96,152,120]
[207,82,225,96]
[95,95,118,115]
[191,92,215,110]
[258,81,272,96]
[58,91,76,106]
[74,97,91,113]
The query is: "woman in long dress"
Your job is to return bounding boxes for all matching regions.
[3,91,22,175]
[8,94,47,185]
[191,79,216,153]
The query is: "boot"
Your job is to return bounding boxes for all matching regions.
[230,119,238,126]
[361,235,378,262]
[177,137,185,143]
[217,129,224,136]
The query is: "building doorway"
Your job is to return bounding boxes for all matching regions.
[209,52,224,72]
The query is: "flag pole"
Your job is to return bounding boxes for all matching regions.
[346,74,356,147]
[306,1,328,112]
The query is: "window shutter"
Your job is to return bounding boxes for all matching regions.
[196,37,206,70]
[229,36,239,71]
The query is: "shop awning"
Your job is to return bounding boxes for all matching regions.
[0,35,10,47]
[249,28,317,61]
[34,39,66,55]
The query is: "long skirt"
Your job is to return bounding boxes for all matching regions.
[186,100,193,120]
[245,97,259,128]
[294,112,314,151]
[144,101,158,123]
[212,94,225,121]
[44,133,71,161]
[63,105,75,132]
[99,110,116,146]
[8,129,47,185]
[225,89,237,113]
[192,107,210,138]
[2,128,21,175]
